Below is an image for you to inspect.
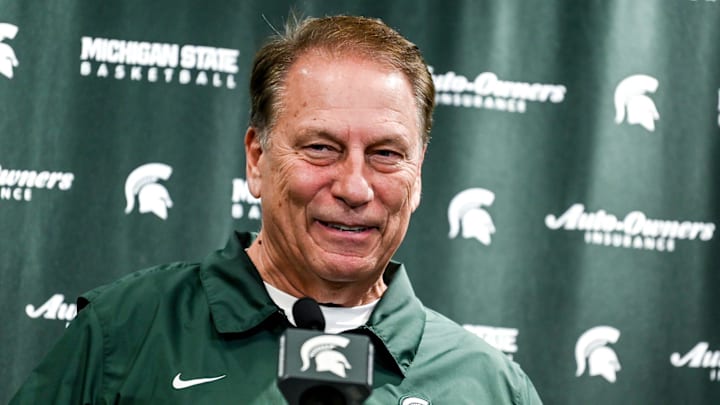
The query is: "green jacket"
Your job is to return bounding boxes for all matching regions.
[11,232,542,404]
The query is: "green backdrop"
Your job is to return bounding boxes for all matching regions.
[2,1,719,403]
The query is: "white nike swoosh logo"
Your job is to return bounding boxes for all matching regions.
[172,372,227,389]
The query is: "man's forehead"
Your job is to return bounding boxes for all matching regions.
[289,48,399,77]
[277,51,423,139]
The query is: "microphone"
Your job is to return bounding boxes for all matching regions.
[278,297,374,405]
[294,297,326,331]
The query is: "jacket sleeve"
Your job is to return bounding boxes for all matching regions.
[517,370,543,405]
[511,362,543,405]
[9,302,105,405]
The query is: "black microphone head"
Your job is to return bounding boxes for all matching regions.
[293,297,326,331]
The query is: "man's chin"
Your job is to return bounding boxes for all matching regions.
[313,259,380,283]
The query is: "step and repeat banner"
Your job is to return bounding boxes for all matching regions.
[1,1,718,403]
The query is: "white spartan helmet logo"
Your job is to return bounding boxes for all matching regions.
[300,335,352,378]
[0,23,19,79]
[614,74,660,132]
[447,188,496,246]
[575,326,622,383]
[124,163,173,220]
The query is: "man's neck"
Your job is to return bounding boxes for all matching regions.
[264,281,378,333]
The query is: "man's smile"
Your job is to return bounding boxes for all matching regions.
[318,220,377,233]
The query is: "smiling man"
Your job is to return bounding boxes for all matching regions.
[11,15,542,404]
[245,51,424,308]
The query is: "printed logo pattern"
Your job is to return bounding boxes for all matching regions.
[545,203,715,252]
[25,294,76,327]
[124,163,173,220]
[171,373,226,390]
[80,36,239,89]
[614,74,660,132]
[300,335,352,378]
[400,395,431,405]
[448,188,496,246]
[0,164,74,202]
[0,22,19,79]
[671,342,720,381]
[575,326,622,383]
[431,67,566,112]
[464,324,519,359]
[231,178,261,220]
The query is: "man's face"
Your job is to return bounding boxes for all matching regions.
[246,51,425,287]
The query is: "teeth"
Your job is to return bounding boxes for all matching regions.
[326,222,367,232]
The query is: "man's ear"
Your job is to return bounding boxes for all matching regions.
[410,145,427,212]
[245,127,264,198]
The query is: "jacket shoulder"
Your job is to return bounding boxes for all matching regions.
[418,308,540,403]
[78,261,201,316]
[422,307,509,363]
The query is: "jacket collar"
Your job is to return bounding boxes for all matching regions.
[199,232,280,332]
[199,231,425,377]
[364,261,425,375]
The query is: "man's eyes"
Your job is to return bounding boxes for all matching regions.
[303,144,339,156]
[370,149,405,167]
[307,144,335,152]
[300,143,406,167]
[374,149,402,158]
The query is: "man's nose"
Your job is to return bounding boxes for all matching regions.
[331,152,374,208]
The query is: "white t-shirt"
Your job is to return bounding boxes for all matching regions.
[264,282,378,334]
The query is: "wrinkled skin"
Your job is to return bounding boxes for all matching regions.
[245,50,426,306]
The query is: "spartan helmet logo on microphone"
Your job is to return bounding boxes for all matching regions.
[575,326,622,383]
[614,74,660,132]
[0,23,19,80]
[124,163,174,220]
[447,188,496,246]
[300,335,352,378]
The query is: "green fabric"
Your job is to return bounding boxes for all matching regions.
[10,232,541,404]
